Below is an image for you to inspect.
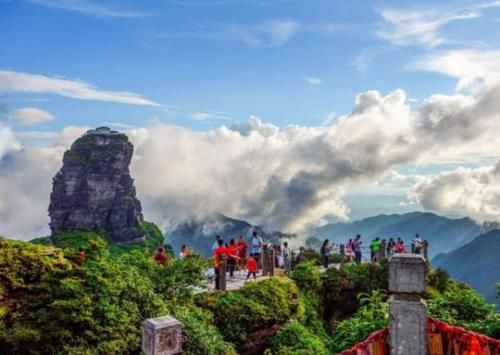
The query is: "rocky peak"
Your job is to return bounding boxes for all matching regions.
[48,127,145,243]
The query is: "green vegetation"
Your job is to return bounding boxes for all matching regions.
[269,322,328,355]
[0,232,227,354]
[1,233,499,354]
[195,277,300,346]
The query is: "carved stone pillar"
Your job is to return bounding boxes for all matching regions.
[142,316,183,355]
[389,254,427,355]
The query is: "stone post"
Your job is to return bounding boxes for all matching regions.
[389,254,427,355]
[262,244,268,274]
[142,316,183,355]
[268,247,275,277]
[219,255,227,290]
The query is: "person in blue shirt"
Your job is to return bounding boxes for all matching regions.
[250,231,263,267]
[212,235,223,252]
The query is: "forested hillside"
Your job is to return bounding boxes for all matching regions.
[433,229,500,305]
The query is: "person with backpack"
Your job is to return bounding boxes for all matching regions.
[320,239,332,268]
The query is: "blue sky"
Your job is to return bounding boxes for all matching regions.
[2,0,500,238]
[1,0,484,132]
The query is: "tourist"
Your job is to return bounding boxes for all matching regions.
[296,246,307,264]
[387,238,395,256]
[180,245,189,259]
[370,238,382,262]
[380,239,387,259]
[237,235,248,271]
[320,239,332,268]
[422,239,429,260]
[282,241,291,274]
[345,238,354,262]
[276,245,284,268]
[227,238,239,277]
[413,234,423,255]
[250,231,264,268]
[395,239,405,253]
[213,239,228,290]
[212,235,223,252]
[246,256,258,280]
[353,235,363,264]
[154,247,168,265]
[370,239,375,261]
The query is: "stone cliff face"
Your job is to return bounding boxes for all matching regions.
[49,127,144,243]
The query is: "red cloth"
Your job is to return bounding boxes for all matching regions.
[246,257,258,273]
[214,246,228,268]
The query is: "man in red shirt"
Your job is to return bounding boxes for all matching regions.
[214,239,228,290]
[227,238,240,277]
[246,256,258,280]
[237,236,248,271]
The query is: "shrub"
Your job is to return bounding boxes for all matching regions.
[322,261,388,323]
[269,321,328,355]
[427,267,450,293]
[195,277,300,346]
[428,287,500,338]
[330,290,389,353]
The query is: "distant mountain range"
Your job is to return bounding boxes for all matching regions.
[312,212,499,257]
[433,229,500,305]
[166,213,295,256]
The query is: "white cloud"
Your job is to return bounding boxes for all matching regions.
[11,107,54,126]
[306,77,322,85]
[190,111,231,121]
[0,70,160,106]
[28,0,147,18]
[219,19,301,47]
[4,77,500,239]
[158,19,301,48]
[0,125,22,160]
[411,49,500,90]
[377,7,479,47]
[410,163,500,221]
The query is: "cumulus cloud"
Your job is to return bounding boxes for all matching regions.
[0,126,86,238]
[410,163,500,220]
[11,107,54,126]
[3,77,500,239]
[0,70,160,106]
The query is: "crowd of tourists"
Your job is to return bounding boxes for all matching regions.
[210,232,294,289]
[152,231,430,289]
